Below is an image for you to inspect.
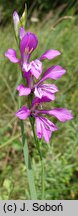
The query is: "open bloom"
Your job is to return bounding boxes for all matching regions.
[34,65,66,100]
[5,17,61,81]
[16,65,66,100]
[5,32,61,79]
[16,97,73,143]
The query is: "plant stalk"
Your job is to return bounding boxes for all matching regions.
[30,117,45,199]
[20,120,37,199]
[18,76,37,199]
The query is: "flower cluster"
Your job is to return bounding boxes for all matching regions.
[5,11,73,143]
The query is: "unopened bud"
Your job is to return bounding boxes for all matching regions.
[20,4,27,29]
[13,11,20,37]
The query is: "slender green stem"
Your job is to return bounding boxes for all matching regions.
[20,121,37,199]
[18,74,37,199]
[36,139,45,200]
[30,118,45,199]
[41,158,44,200]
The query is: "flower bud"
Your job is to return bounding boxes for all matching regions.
[13,11,20,37]
[20,4,27,29]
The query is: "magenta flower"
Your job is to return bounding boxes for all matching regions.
[16,65,66,100]
[5,16,61,80]
[5,31,38,73]
[34,65,66,100]
[16,98,73,143]
[5,33,60,79]
[5,13,73,144]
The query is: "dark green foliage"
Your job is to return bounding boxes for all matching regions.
[0,0,77,25]
[0,0,25,25]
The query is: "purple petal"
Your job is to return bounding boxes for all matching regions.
[13,11,19,31]
[20,27,26,40]
[16,84,31,96]
[40,116,58,131]
[16,106,30,120]
[30,60,42,79]
[35,116,58,143]
[40,49,61,61]
[34,87,43,99]
[34,87,55,100]
[32,97,51,107]
[20,32,38,55]
[48,108,73,122]
[40,84,58,93]
[39,108,73,122]
[40,120,51,144]
[22,63,31,72]
[23,71,32,87]
[35,117,42,139]
[34,83,58,100]
[37,65,66,85]
[13,11,19,23]
[35,116,51,143]
[5,49,19,63]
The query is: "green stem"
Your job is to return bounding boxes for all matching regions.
[20,121,37,199]
[18,74,37,199]
[30,118,45,199]
[41,159,44,200]
[36,140,45,200]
